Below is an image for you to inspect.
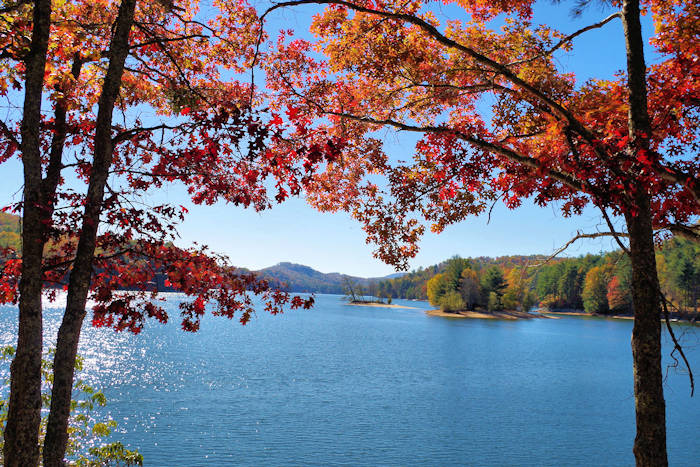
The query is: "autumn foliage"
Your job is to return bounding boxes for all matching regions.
[261,0,698,267]
[0,0,697,464]
[0,0,337,331]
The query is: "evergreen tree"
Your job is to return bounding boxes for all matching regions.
[481,267,506,299]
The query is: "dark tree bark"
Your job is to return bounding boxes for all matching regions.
[621,1,668,465]
[3,1,52,465]
[625,197,667,467]
[42,55,84,206]
[42,1,138,465]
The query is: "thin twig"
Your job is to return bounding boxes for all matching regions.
[508,12,622,67]
[530,230,630,268]
[659,290,695,396]
[599,206,630,255]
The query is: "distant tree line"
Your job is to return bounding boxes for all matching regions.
[2,211,696,317]
[377,237,699,317]
[423,257,536,313]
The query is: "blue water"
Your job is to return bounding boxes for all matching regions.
[1,294,698,466]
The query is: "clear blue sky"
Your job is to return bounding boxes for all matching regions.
[0,1,657,277]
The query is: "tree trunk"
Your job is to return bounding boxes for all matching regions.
[42,1,137,465]
[625,195,667,467]
[3,1,52,465]
[621,1,669,464]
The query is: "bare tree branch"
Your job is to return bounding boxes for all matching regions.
[317,104,590,194]
[532,230,630,267]
[599,206,630,254]
[508,12,622,66]
[112,123,180,144]
[129,33,210,50]
[660,292,695,396]
[42,247,136,272]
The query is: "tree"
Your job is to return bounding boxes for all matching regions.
[607,275,632,312]
[0,214,20,252]
[487,291,502,312]
[666,239,700,312]
[263,0,698,463]
[502,288,518,311]
[558,262,583,309]
[481,267,507,300]
[503,267,534,312]
[367,281,378,300]
[459,268,481,310]
[521,290,538,314]
[439,290,465,312]
[443,256,470,291]
[342,275,361,301]
[582,266,610,314]
[657,236,700,313]
[0,1,329,464]
[535,262,563,302]
[426,272,448,307]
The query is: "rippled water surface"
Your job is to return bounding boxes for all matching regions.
[1,294,698,466]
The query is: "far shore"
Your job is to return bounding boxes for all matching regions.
[425,308,546,320]
[544,310,633,320]
[545,312,661,321]
[541,310,590,317]
[541,309,697,323]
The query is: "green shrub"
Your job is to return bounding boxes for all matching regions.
[0,346,142,466]
[487,291,503,312]
[440,291,466,312]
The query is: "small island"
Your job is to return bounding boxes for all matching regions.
[342,276,416,309]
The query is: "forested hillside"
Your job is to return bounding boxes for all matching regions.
[375,255,548,300]
[256,262,400,294]
[377,239,699,319]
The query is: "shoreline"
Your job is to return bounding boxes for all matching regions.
[543,310,633,321]
[425,308,545,320]
[541,310,697,324]
[345,302,419,309]
[544,311,636,321]
[541,310,589,317]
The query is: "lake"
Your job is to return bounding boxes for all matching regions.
[1,294,698,466]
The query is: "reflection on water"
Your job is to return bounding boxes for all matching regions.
[1,294,698,466]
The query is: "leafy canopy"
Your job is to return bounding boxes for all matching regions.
[0,0,351,331]
[263,0,699,268]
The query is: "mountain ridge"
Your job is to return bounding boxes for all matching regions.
[256,261,403,294]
